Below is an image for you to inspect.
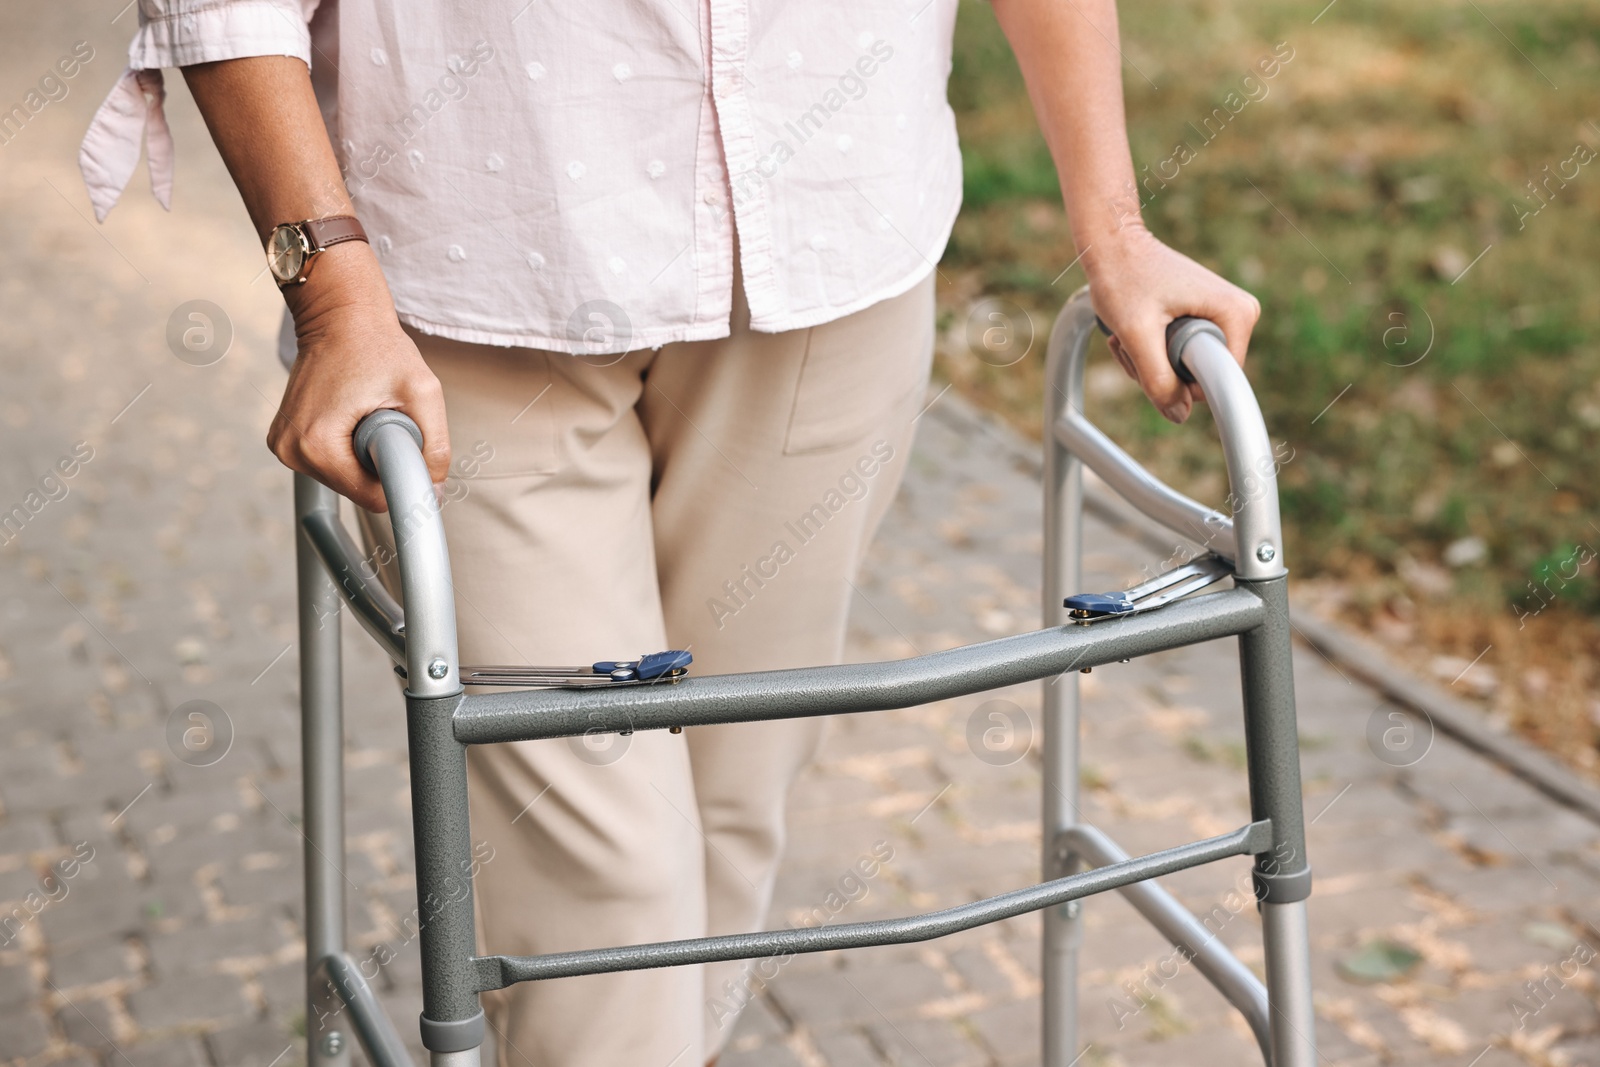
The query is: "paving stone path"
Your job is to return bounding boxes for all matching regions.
[5,7,1600,1066]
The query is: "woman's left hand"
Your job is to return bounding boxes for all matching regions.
[1081,226,1262,424]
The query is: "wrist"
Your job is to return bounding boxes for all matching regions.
[1076,222,1158,278]
[1065,181,1152,261]
[283,241,394,326]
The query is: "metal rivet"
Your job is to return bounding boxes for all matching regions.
[1255,542,1277,564]
[321,1032,345,1055]
[427,658,449,679]
[1079,667,1092,674]
[669,725,683,734]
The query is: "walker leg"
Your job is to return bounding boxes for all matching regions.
[297,474,353,1067]
[1036,295,1100,1062]
[1238,576,1317,1067]
[1263,900,1318,1067]
[1042,312,1089,1067]
[1041,637,1084,1067]
[408,691,486,1063]
[1041,661,1083,1067]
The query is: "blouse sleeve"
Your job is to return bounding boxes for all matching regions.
[129,0,315,68]
[79,0,320,222]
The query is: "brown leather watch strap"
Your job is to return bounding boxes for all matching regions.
[301,214,368,252]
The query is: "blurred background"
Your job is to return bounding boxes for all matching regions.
[2,1,1599,1066]
[941,0,1600,769]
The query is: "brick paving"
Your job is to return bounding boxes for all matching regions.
[5,7,1600,1066]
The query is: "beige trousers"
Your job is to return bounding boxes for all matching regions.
[365,271,934,1066]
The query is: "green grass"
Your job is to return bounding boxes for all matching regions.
[939,0,1600,758]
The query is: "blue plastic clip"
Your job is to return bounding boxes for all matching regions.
[593,650,693,681]
[1062,592,1135,617]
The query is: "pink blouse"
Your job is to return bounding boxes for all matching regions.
[81,0,963,354]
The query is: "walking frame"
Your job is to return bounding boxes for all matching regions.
[293,287,1317,1066]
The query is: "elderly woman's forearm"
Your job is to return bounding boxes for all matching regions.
[182,56,389,318]
[992,0,1144,247]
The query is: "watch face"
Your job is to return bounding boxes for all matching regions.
[268,224,309,283]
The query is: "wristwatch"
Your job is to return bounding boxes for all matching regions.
[265,215,369,288]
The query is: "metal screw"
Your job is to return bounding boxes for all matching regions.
[1255,542,1277,564]
[427,658,449,679]
[320,1031,345,1056]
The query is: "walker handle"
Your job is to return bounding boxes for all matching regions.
[1050,288,1285,582]
[1093,314,1227,387]
[354,409,425,475]
[347,406,460,698]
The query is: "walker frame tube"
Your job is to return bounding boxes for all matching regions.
[297,475,355,1067]
[1040,287,1314,1067]
[294,288,1316,1067]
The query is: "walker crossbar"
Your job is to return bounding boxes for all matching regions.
[294,286,1317,1067]
[300,506,406,665]
[474,820,1272,987]
[451,586,1265,744]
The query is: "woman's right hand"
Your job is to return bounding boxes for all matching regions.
[176,56,447,511]
[267,242,451,513]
